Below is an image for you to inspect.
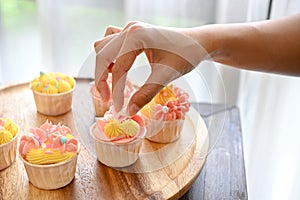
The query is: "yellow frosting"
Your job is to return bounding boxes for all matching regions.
[31,72,75,94]
[54,72,66,79]
[1,118,18,137]
[104,119,123,138]
[31,81,44,93]
[66,133,74,140]
[43,77,58,86]
[43,84,58,94]
[39,72,50,82]
[120,119,139,137]
[26,148,76,165]
[153,86,176,105]
[140,101,156,118]
[58,80,72,93]
[0,118,18,144]
[0,130,13,145]
[65,76,76,87]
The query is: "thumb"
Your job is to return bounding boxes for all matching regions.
[127,63,183,116]
[127,83,163,116]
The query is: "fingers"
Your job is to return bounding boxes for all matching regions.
[94,33,117,53]
[104,25,122,36]
[94,32,127,101]
[94,22,143,104]
[127,62,184,116]
[95,56,110,101]
[127,83,164,116]
[112,51,140,112]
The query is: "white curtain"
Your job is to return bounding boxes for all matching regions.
[235,1,300,200]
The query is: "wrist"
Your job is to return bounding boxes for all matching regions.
[180,26,220,61]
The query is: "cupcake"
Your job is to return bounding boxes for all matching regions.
[91,74,135,117]
[30,71,76,116]
[19,120,80,190]
[90,106,145,168]
[0,118,19,170]
[141,85,191,143]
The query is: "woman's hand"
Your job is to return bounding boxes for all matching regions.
[94,22,207,116]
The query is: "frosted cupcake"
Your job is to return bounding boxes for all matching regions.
[91,74,134,117]
[141,85,191,143]
[90,106,145,168]
[19,120,80,190]
[30,72,76,116]
[0,118,19,170]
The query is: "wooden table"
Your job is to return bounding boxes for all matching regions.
[180,103,248,200]
[0,80,247,199]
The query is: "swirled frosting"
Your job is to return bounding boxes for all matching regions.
[120,120,139,137]
[153,85,177,105]
[0,118,18,145]
[95,106,144,143]
[19,120,79,165]
[141,85,191,121]
[31,71,75,94]
[104,119,123,138]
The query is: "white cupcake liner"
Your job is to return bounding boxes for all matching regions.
[0,130,19,170]
[145,118,184,143]
[90,123,145,168]
[20,145,80,190]
[32,87,74,116]
[91,95,112,117]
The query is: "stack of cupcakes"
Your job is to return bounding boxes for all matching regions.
[19,120,80,190]
[0,118,19,170]
[90,74,135,117]
[30,72,76,116]
[141,84,191,143]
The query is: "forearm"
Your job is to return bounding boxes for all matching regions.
[185,14,300,75]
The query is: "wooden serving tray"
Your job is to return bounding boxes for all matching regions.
[0,78,208,200]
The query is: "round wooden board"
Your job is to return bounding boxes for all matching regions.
[0,79,208,200]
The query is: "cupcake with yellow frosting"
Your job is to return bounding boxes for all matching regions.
[91,73,134,117]
[90,106,145,168]
[0,118,19,170]
[19,120,80,190]
[30,71,76,116]
[141,84,191,143]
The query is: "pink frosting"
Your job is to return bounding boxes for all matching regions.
[95,106,145,144]
[0,119,4,128]
[149,86,191,121]
[19,120,78,156]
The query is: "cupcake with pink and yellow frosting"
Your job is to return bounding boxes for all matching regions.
[91,73,135,117]
[141,84,191,143]
[0,118,19,170]
[19,120,80,190]
[90,106,145,168]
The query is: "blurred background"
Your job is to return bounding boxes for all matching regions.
[1,0,300,199]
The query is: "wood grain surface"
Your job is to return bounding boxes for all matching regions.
[0,79,208,200]
[180,104,248,200]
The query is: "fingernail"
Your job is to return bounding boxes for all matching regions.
[128,103,141,117]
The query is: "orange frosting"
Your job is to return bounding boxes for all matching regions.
[153,86,176,105]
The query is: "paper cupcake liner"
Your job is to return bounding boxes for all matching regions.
[20,146,80,190]
[0,132,19,170]
[145,118,184,143]
[91,95,112,117]
[32,88,74,116]
[90,123,145,168]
